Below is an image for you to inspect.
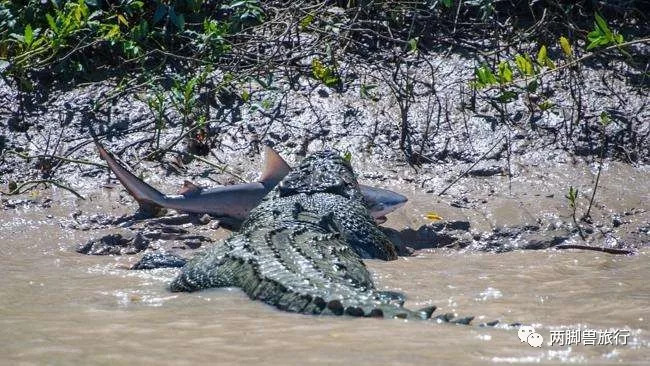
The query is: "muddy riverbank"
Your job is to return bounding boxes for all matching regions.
[1,6,649,362]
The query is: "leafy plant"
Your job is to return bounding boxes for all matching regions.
[566,186,578,210]
[241,89,250,103]
[170,71,207,127]
[360,83,378,101]
[407,37,418,53]
[311,58,340,87]
[583,111,612,221]
[565,185,586,239]
[473,64,497,89]
[587,13,624,50]
[538,100,554,111]
[221,0,264,31]
[300,12,314,30]
[342,151,352,163]
[497,61,513,83]
[514,54,535,77]
[536,45,555,69]
[146,90,167,150]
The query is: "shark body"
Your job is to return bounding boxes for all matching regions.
[95,142,406,227]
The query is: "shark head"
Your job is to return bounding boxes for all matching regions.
[359,185,408,222]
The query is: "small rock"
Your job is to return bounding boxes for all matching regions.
[77,231,149,255]
[198,214,212,225]
[131,251,186,270]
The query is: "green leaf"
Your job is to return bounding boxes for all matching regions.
[586,37,603,51]
[497,90,518,103]
[476,65,496,86]
[594,13,612,39]
[538,100,554,111]
[566,186,579,209]
[324,77,339,87]
[261,98,272,109]
[24,24,33,46]
[536,45,556,68]
[311,58,339,87]
[514,54,534,77]
[342,151,352,163]
[407,37,418,53]
[442,0,453,8]
[614,33,624,44]
[117,14,128,26]
[600,111,611,126]
[527,79,538,92]
[241,90,250,102]
[536,45,547,66]
[104,24,120,40]
[497,61,512,83]
[46,13,58,33]
[300,13,314,30]
[559,36,572,58]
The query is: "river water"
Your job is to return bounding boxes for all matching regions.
[1,192,648,366]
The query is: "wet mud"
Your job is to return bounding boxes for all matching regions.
[1,47,649,364]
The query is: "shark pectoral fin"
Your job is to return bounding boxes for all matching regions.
[259,145,291,186]
[178,180,203,196]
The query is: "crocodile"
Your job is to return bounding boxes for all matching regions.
[170,150,473,322]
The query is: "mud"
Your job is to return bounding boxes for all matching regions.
[1,44,649,364]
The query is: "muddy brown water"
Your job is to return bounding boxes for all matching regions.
[1,161,649,365]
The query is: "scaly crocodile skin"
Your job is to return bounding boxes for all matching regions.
[170,151,471,321]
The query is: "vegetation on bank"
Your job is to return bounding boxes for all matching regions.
[0,1,648,207]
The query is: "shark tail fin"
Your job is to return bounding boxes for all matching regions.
[95,140,167,214]
[259,145,291,188]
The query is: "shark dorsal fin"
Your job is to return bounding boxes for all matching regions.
[259,146,291,186]
[178,180,203,196]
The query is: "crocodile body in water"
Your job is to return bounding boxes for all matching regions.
[170,151,473,322]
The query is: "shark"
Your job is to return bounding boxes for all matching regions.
[95,141,407,227]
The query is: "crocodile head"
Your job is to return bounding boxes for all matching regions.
[278,150,361,201]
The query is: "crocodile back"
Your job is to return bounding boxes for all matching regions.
[170,151,431,318]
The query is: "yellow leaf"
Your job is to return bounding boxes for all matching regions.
[117,14,128,26]
[559,36,572,58]
[425,212,443,221]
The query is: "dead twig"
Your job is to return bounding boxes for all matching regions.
[438,135,505,196]
[554,244,635,255]
[1,179,85,200]
[6,150,107,169]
